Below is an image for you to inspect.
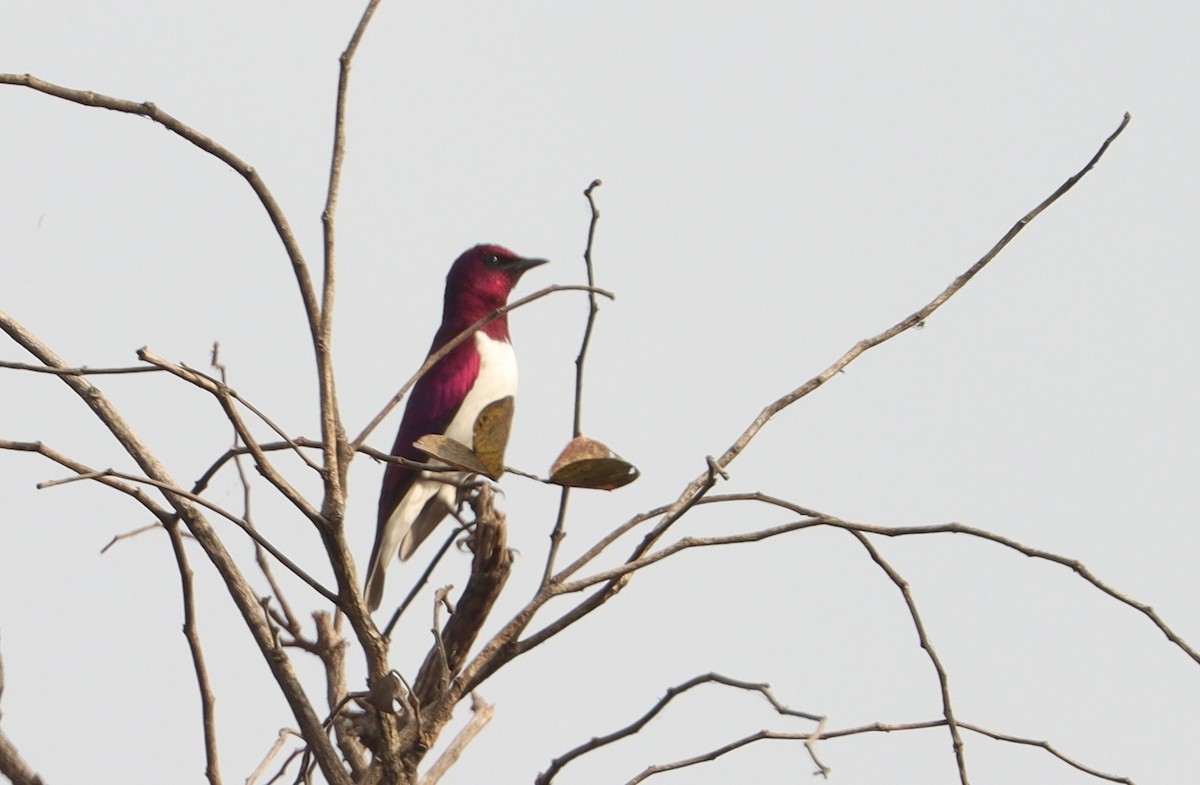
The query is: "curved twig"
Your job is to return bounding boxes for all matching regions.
[351,284,614,451]
[0,73,321,354]
[537,672,822,785]
[620,717,1135,785]
[849,531,967,783]
[626,112,1133,565]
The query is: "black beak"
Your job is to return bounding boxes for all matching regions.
[505,256,549,276]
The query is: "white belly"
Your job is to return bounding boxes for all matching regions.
[444,331,517,449]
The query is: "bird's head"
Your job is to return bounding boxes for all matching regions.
[445,244,548,313]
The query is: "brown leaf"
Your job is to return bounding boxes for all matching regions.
[473,396,513,480]
[549,436,640,490]
[413,434,491,476]
[411,395,513,481]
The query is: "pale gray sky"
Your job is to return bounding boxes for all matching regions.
[2,2,1197,784]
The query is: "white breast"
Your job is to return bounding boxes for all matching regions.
[443,331,518,448]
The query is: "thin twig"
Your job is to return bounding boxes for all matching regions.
[351,284,614,451]
[541,180,606,589]
[382,523,468,640]
[573,179,603,439]
[419,693,495,785]
[100,522,182,554]
[0,641,46,785]
[0,360,160,375]
[649,491,1200,667]
[0,74,322,364]
[321,0,385,463]
[139,350,323,515]
[185,438,430,508]
[0,439,171,523]
[37,466,337,603]
[211,345,303,634]
[617,717,1135,785]
[537,672,822,785]
[164,517,222,785]
[0,309,349,785]
[849,531,968,784]
[626,112,1134,567]
[247,729,302,785]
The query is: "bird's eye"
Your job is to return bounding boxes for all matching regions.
[487,254,500,267]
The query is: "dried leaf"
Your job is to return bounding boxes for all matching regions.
[549,436,640,490]
[473,396,513,480]
[413,434,490,476]
[411,396,513,481]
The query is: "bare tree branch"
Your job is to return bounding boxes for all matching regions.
[0,640,46,785]
[418,693,494,785]
[950,720,1133,784]
[537,672,822,785]
[442,114,1135,713]
[163,517,222,785]
[849,531,968,784]
[622,112,1134,566]
[246,729,302,785]
[138,349,323,520]
[0,309,351,785]
[319,0,386,495]
[0,439,171,522]
[672,492,1200,667]
[413,487,512,710]
[36,465,337,604]
[541,180,606,589]
[572,179,604,439]
[312,612,368,780]
[0,74,322,362]
[614,716,1135,785]
[0,360,160,375]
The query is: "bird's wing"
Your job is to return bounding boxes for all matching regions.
[364,335,481,609]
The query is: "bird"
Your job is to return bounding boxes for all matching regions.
[364,244,548,611]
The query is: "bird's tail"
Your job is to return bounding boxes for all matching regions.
[363,482,454,611]
[364,557,387,612]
